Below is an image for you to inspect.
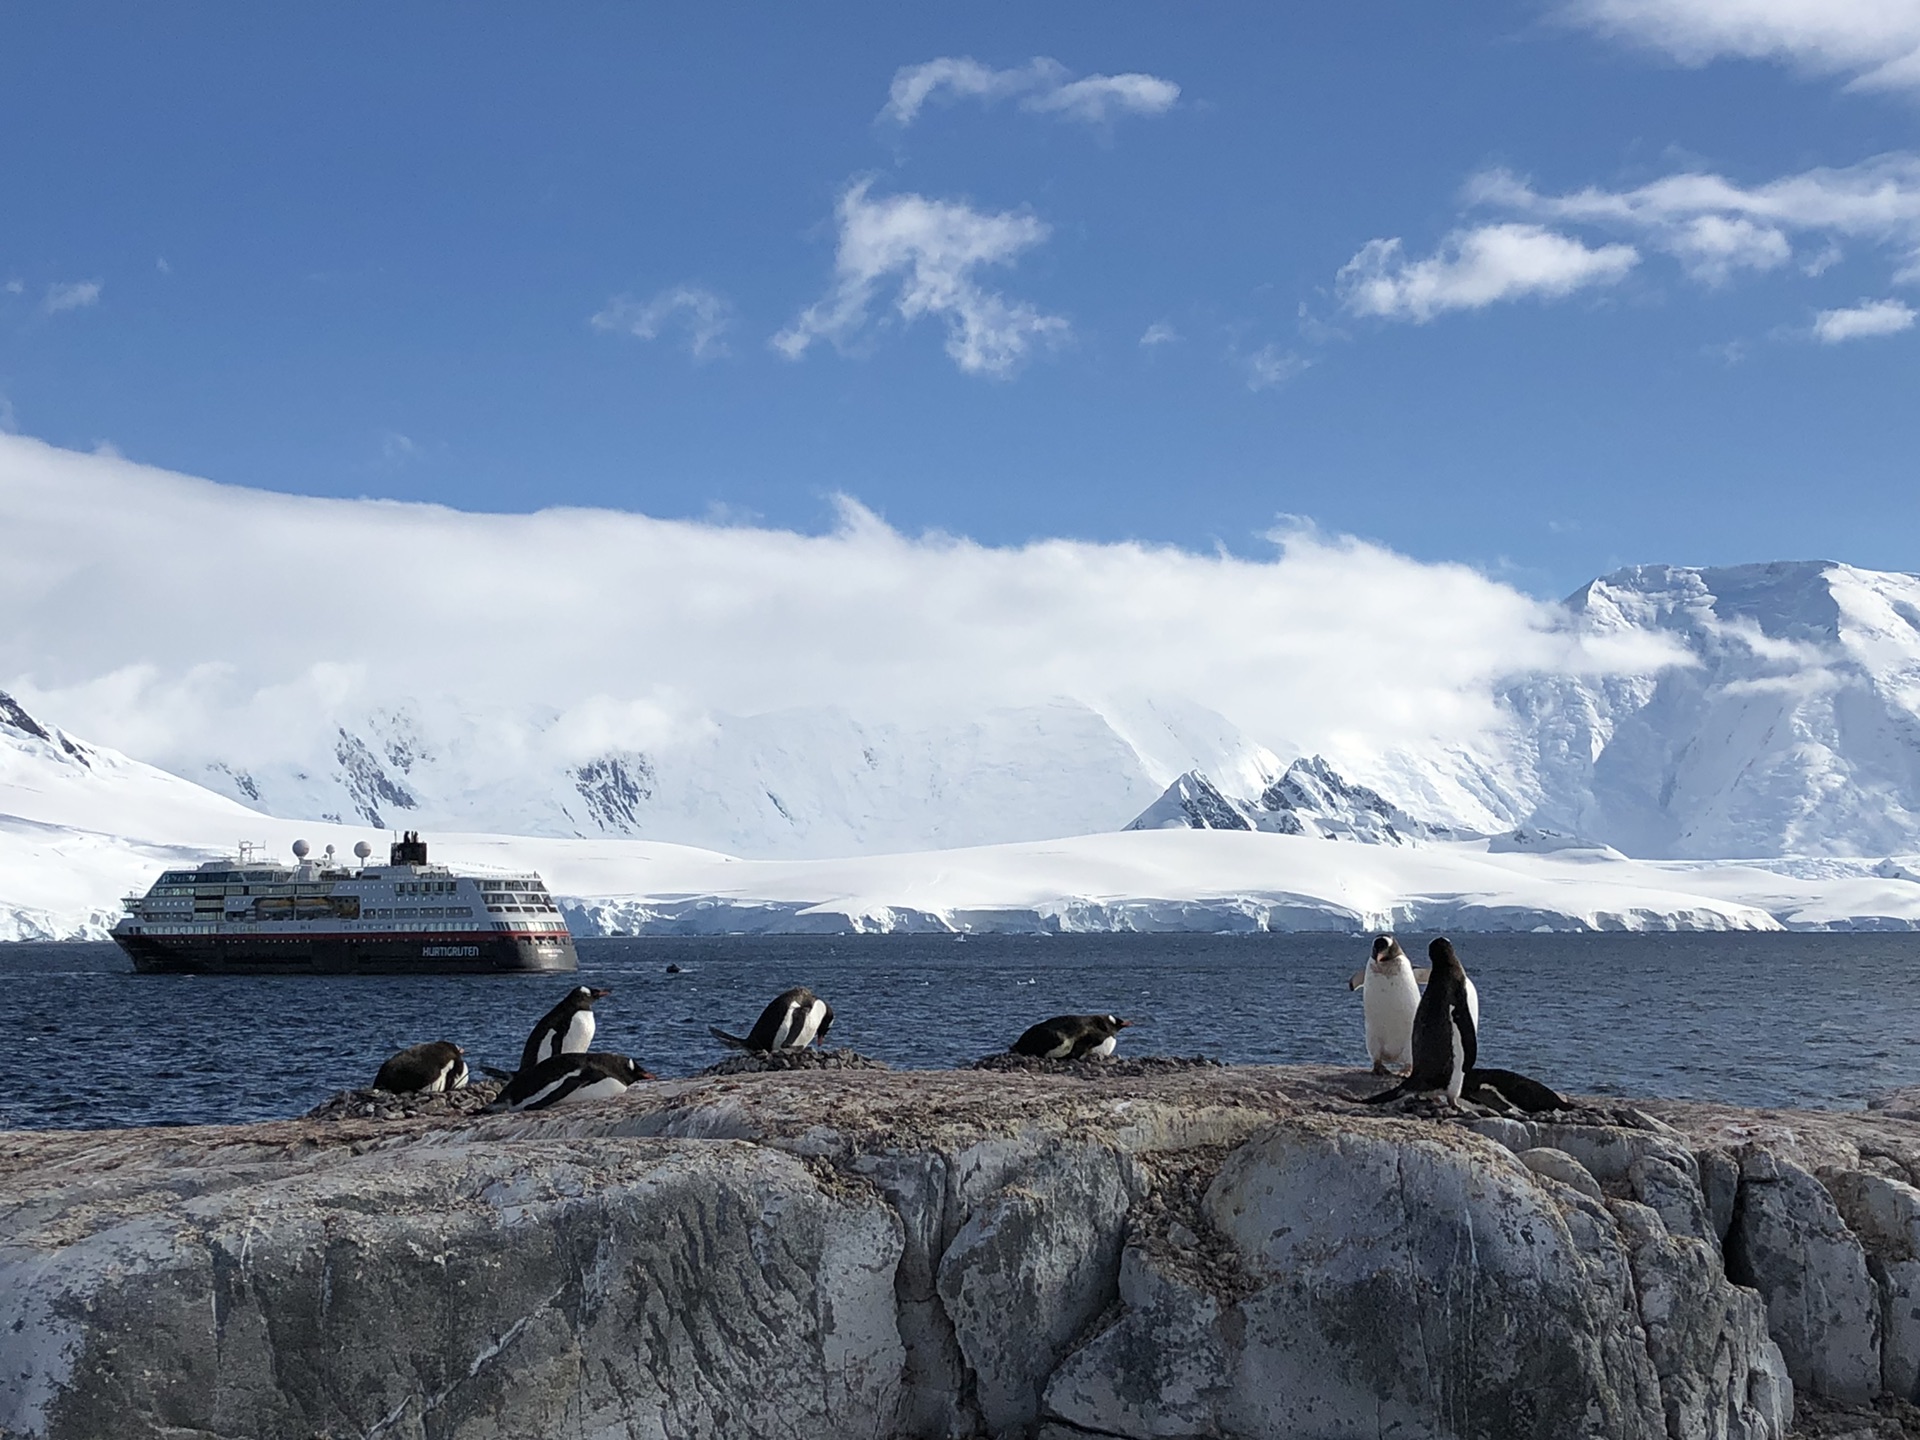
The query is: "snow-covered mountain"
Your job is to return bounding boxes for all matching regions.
[13,559,1920,866]
[185,696,1287,860]
[1487,561,1920,859]
[1127,561,1920,862]
[10,687,1920,939]
[1126,756,1458,845]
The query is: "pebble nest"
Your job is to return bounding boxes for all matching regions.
[699,1048,891,1076]
[304,1081,503,1122]
[971,1053,1224,1078]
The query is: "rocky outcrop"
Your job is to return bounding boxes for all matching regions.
[3,1066,1919,1439]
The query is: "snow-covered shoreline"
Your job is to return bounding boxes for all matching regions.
[8,814,1920,942]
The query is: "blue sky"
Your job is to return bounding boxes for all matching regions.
[3,2,1917,598]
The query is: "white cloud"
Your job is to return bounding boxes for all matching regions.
[0,395,15,433]
[1138,322,1179,347]
[1564,0,1920,92]
[1472,156,1920,281]
[1338,223,1639,322]
[42,281,101,314]
[1244,345,1310,390]
[772,181,1068,377]
[0,435,1681,774]
[156,257,171,275]
[1813,297,1916,342]
[883,56,1179,127]
[3,279,21,296]
[591,284,734,361]
[379,431,421,462]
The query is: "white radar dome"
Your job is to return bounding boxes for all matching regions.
[291,839,311,858]
[354,840,373,859]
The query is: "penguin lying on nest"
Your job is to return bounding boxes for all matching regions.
[710,987,834,1053]
[374,1041,469,1094]
[1010,1013,1132,1060]
[488,1052,655,1112]
[1362,939,1563,1112]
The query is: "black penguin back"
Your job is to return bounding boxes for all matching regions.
[375,1040,465,1093]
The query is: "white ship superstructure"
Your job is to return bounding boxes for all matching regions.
[113,832,577,974]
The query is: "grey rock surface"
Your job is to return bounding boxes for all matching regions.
[1828,1171,1920,1403]
[1728,1150,1884,1405]
[4,1063,1919,1440]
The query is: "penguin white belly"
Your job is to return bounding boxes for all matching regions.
[514,1073,577,1110]
[1086,1035,1117,1058]
[787,1000,827,1050]
[562,1010,596,1055]
[1362,966,1421,1069]
[553,1076,629,1107]
[426,1060,453,1093]
[1464,975,1481,1034]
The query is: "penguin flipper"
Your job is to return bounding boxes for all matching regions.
[479,1064,517,1082]
[1411,966,1433,985]
[1347,968,1367,991]
[708,1026,751,1051]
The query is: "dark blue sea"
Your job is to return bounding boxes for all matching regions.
[1,932,1914,1130]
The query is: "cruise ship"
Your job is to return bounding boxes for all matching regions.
[112,832,578,974]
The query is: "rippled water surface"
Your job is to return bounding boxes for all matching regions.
[1,932,1915,1129]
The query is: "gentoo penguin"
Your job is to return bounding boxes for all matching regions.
[520,986,612,1071]
[1349,935,1423,1075]
[1364,938,1476,1105]
[1010,1014,1132,1060]
[374,1040,469,1094]
[490,1052,654,1112]
[709,987,835,1053]
[1351,940,1482,1038]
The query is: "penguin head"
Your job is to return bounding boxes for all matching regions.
[569,985,612,1006]
[1427,937,1464,976]
[614,1056,657,1084]
[1370,935,1396,963]
[1100,1015,1132,1035]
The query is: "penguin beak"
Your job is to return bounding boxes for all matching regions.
[590,988,612,999]
[1117,1018,1135,1029]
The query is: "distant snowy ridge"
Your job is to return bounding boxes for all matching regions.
[1127,755,1460,844]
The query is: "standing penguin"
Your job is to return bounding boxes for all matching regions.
[374,1040,469,1094]
[1010,1014,1132,1060]
[490,1052,654,1112]
[520,986,612,1071]
[1363,938,1476,1105]
[710,987,834,1053]
[1348,935,1423,1075]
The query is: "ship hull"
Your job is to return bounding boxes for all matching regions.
[113,930,578,976]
